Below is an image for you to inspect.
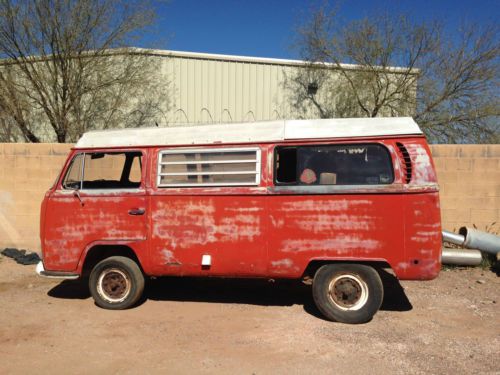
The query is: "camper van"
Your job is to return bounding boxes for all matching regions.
[37,118,442,323]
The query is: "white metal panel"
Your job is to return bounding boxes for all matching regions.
[75,121,286,148]
[75,118,422,149]
[284,117,422,139]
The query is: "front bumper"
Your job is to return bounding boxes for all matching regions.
[36,261,79,280]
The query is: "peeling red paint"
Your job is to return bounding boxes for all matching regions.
[40,136,442,282]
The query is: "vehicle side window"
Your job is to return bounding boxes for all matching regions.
[62,154,84,189]
[275,144,394,185]
[129,155,142,184]
[158,147,260,187]
[62,152,142,190]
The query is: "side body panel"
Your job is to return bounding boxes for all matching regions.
[399,139,442,279]
[266,194,404,277]
[40,135,441,281]
[148,146,270,276]
[146,138,441,280]
[42,150,149,272]
[149,194,268,276]
[401,192,441,279]
[265,137,441,280]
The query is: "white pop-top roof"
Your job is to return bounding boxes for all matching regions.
[74,117,423,149]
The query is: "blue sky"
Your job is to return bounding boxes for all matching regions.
[148,0,499,59]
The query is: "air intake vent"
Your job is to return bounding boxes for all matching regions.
[396,142,412,183]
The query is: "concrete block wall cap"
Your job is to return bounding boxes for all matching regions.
[485,145,500,158]
[429,145,461,157]
[3,143,27,155]
[430,144,500,158]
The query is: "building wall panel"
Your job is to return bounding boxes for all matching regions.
[159,55,315,126]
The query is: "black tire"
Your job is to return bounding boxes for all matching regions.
[312,264,383,324]
[89,256,145,310]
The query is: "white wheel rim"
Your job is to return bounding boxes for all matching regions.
[96,268,132,303]
[328,273,369,311]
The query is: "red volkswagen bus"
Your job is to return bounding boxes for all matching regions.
[37,118,442,323]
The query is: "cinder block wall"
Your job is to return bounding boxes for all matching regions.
[0,143,499,252]
[430,145,500,233]
[0,143,72,251]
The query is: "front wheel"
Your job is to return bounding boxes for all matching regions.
[312,264,383,324]
[89,256,145,310]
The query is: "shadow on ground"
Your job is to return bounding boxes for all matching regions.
[47,269,412,318]
[378,269,413,312]
[48,279,90,299]
[490,262,500,276]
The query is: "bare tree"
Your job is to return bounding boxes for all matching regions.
[0,0,168,143]
[288,4,499,143]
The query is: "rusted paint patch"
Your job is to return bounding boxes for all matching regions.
[271,258,294,268]
[152,200,217,248]
[269,215,285,229]
[162,249,182,266]
[152,199,262,247]
[279,199,372,212]
[43,194,147,271]
[406,143,437,184]
[291,214,374,232]
[269,258,301,274]
[280,237,380,253]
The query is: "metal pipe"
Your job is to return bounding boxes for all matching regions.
[441,248,482,266]
[459,227,500,255]
[442,230,465,247]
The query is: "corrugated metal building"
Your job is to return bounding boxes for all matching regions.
[148,49,307,125]
[140,49,416,126]
[0,48,417,142]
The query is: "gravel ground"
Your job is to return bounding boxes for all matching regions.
[0,256,498,374]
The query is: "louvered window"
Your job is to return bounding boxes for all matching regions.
[158,147,261,187]
[396,142,412,183]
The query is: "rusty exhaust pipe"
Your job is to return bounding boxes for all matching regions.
[441,248,482,266]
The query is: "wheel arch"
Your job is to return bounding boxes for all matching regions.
[79,243,144,277]
[302,258,392,280]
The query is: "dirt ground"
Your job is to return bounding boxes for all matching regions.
[0,256,498,375]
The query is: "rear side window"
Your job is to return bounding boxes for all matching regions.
[62,152,143,190]
[158,147,261,187]
[275,144,393,185]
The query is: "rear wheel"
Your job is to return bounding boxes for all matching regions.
[312,264,383,324]
[89,256,144,310]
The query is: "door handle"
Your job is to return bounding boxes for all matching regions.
[128,208,146,216]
